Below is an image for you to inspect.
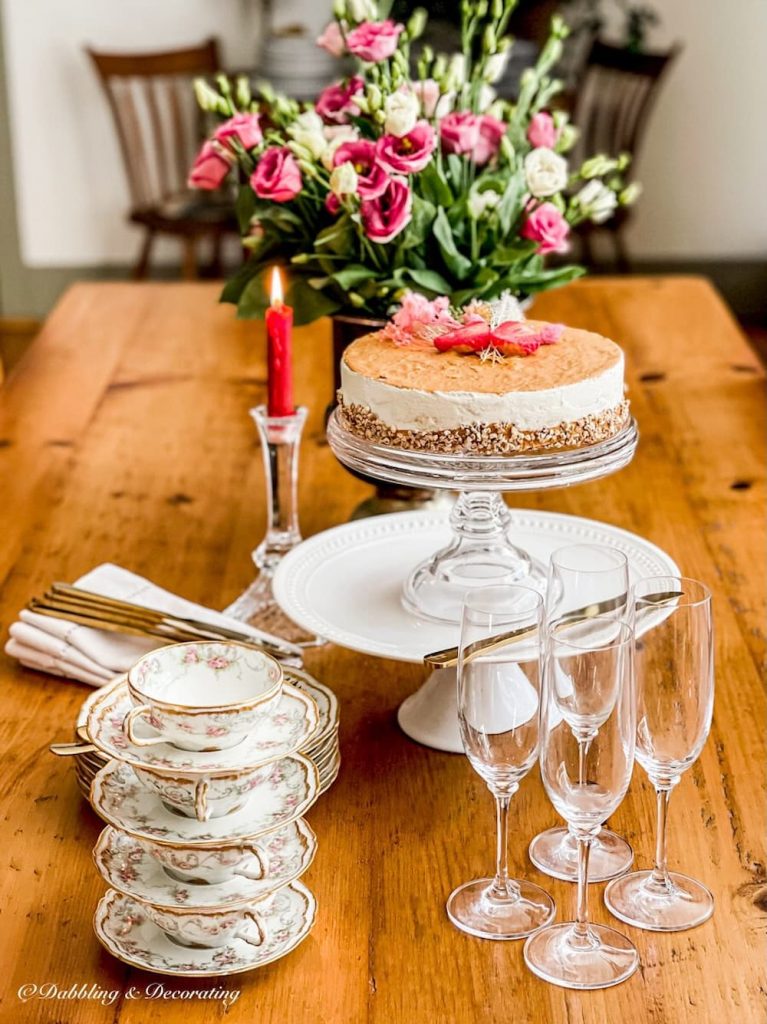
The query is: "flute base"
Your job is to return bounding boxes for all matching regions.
[225,574,324,648]
[529,826,633,883]
[604,870,714,932]
[524,921,639,990]
[447,878,555,941]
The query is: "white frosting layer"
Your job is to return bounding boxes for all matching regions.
[341,353,625,432]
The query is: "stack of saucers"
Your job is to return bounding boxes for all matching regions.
[80,641,336,976]
[72,666,340,803]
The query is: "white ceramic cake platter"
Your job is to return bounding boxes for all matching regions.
[272,508,679,752]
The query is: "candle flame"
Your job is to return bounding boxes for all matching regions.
[270,266,284,306]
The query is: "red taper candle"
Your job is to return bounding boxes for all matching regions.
[265,267,294,417]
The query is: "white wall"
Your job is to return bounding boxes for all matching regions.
[1,0,262,266]
[3,0,767,266]
[618,0,767,259]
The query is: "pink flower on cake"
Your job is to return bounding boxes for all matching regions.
[381,291,459,345]
[333,140,389,199]
[527,112,558,150]
[520,202,570,254]
[188,141,233,190]
[345,20,404,62]
[316,77,364,125]
[250,147,302,202]
[472,115,506,165]
[439,112,481,156]
[214,113,263,151]
[360,176,412,243]
[316,20,346,58]
[376,121,437,173]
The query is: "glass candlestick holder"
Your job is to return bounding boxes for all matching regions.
[227,405,320,644]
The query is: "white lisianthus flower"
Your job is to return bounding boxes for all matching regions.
[384,89,420,138]
[619,182,642,206]
[347,0,377,20]
[483,51,509,84]
[288,110,328,162]
[577,178,618,223]
[468,190,501,219]
[409,79,455,119]
[322,124,360,170]
[329,161,359,197]
[445,53,467,90]
[524,147,569,198]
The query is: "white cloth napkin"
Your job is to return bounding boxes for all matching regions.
[5,563,277,688]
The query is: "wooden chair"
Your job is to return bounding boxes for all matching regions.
[570,40,680,271]
[87,38,238,280]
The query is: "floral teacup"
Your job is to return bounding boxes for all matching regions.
[142,897,274,948]
[133,763,270,821]
[146,841,269,884]
[124,641,282,752]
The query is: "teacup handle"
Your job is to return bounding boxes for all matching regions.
[233,845,267,881]
[123,705,167,747]
[235,911,266,947]
[194,780,210,822]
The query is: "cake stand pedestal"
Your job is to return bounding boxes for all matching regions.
[273,413,677,752]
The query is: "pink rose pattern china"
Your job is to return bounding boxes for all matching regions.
[126,641,283,751]
[87,681,319,774]
[141,897,276,949]
[131,763,273,821]
[94,818,318,897]
[91,756,319,846]
[94,883,316,977]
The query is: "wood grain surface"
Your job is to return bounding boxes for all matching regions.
[0,279,763,1024]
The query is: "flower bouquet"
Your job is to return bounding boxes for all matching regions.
[189,0,639,325]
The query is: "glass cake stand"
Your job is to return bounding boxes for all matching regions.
[326,409,639,624]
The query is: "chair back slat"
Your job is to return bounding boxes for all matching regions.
[572,41,679,165]
[87,39,220,213]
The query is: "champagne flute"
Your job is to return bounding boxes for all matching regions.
[530,544,634,882]
[524,617,638,989]
[447,585,556,940]
[605,576,714,930]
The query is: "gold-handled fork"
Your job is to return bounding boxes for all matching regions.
[422,590,682,668]
[27,583,303,663]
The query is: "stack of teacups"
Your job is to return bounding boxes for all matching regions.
[80,641,334,976]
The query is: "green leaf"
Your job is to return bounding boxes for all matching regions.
[235,186,257,234]
[331,263,375,290]
[237,268,271,318]
[315,214,355,255]
[418,161,453,207]
[518,264,586,293]
[433,207,473,281]
[492,241,537,266]
[287,277,342,324]
[497,171,525,237]
[401,195,436,250]
[401,267,453,295]
[220,257,265,305]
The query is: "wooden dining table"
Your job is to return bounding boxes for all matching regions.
[0,277,764,1024]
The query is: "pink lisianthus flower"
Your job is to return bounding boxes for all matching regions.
[214,112,263,151]
[472,115,506,165]
[381,291,459,346]
[316,20,346,58]
[345,20,404,62]
[316,76,364,125]
[410,79,453,118]
[333,140,388,199]
[527,112,558,150]
[360,176,412,243]
[439,112,481,156]
[250,147,302,203]
[520,202,570,255]
[376,121,436,174]
[325,192,342,215]
[187,140,233,190]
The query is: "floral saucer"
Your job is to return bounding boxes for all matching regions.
[94,882,316,976]
[86,681,319,775]
[91,757,319,846]
[285,667,339,749]
[93,821,316,909]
